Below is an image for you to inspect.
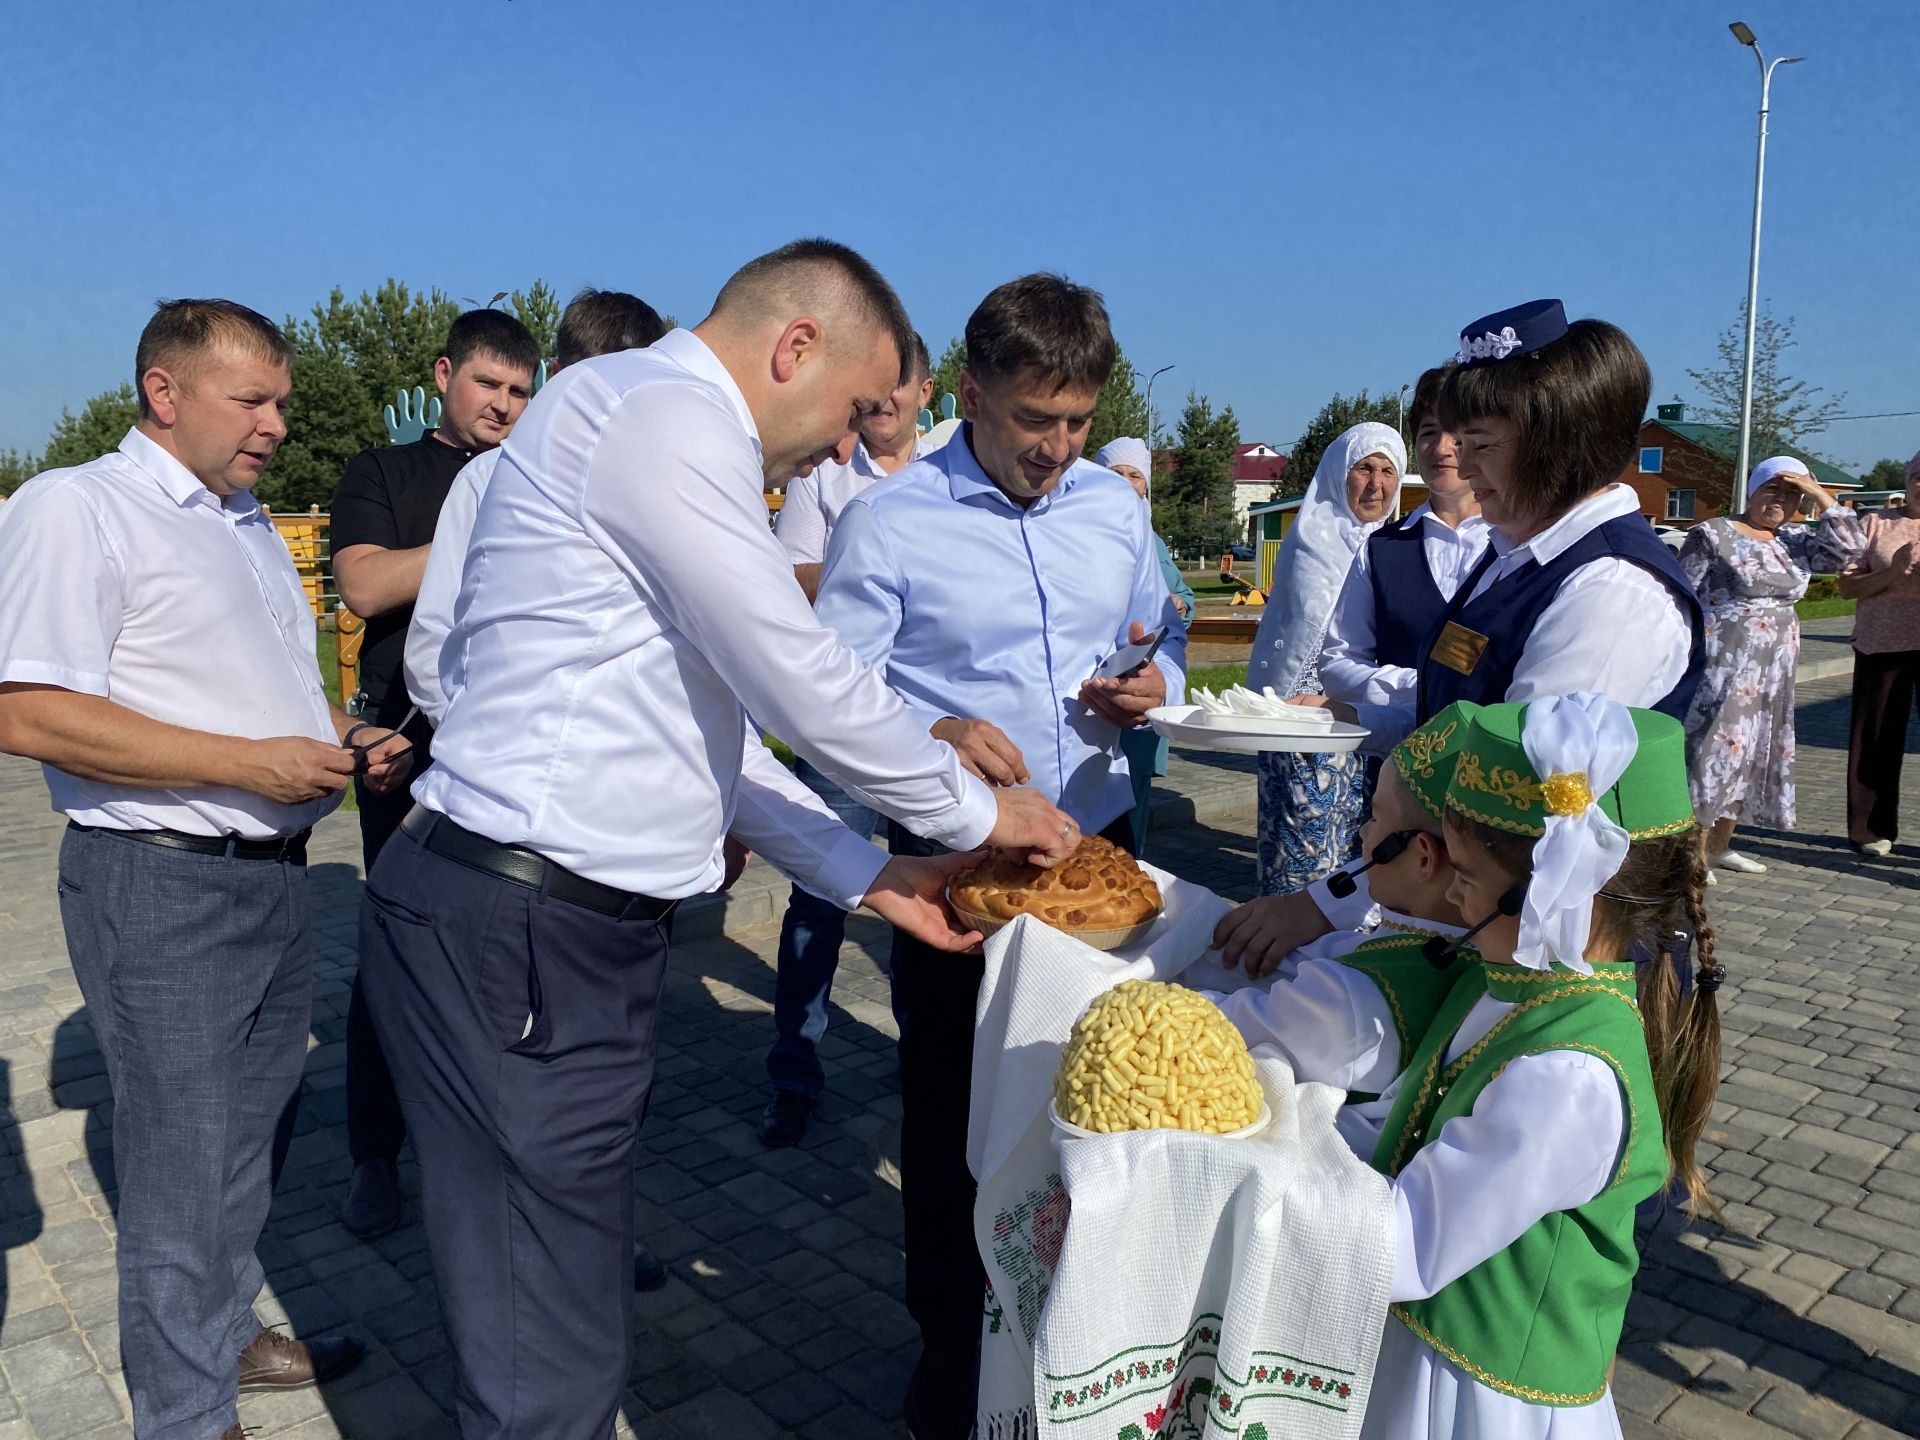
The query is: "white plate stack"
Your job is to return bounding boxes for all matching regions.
[1147,686,1370,754]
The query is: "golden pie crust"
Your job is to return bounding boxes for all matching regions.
[949,834,1163,931]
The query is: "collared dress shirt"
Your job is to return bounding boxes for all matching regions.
[1320,503,1492,707]
[813,429,1188,836]
[404,448,501,725]
[0,428,340,839]
[413,329,997,906]
[1314,483,1694,931]
[774,435,930,566]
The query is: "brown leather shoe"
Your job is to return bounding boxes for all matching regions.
[219,1427,245,1440]
[236,1326,365,1391]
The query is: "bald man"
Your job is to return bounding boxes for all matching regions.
[358,238,1079,1438]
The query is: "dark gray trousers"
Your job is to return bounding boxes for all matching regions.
[360,825,672,1440]
[57,824,312,1440]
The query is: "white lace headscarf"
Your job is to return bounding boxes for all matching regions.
[1247,422,1406,699]
[1095,437,1153,500]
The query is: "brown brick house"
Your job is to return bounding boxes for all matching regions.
[1618,402,1858,526]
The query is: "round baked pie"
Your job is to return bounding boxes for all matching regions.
[948,834,1163,934]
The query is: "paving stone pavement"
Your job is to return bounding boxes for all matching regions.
[0,671,1914,1438]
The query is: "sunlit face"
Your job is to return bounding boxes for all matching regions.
[859,372,935,452]
[435,351,534,451]
[1346,452,1399,523]
[1415,414,1470,502]
[1455,415,1527,532]
[764,323,897,483]
[146,344,292,498]
[1358,768,1439,917]
[959,367,1100,503]
[1441,813,1526,966]
[1111,463,1150,501]
[1745,475,1808,531]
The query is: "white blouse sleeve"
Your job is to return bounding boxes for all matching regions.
[1389,1050,1626,1303]
[1203,958,1400,1093]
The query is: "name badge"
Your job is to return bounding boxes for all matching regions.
[1429,622,1490,677]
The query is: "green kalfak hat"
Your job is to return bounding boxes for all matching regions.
[1443,702,1695,840]
[1391,701,1481,821]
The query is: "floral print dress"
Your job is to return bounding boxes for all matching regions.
[1679,516,1847,829]
[1256,644,1366,895]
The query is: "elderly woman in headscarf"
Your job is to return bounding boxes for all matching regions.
[1246,421,1405,894]
[1096,437,1194,853]
[1678,454,1853,877]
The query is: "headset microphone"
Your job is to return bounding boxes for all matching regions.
[1421,883,1528,970]
[1325,830,1422,899]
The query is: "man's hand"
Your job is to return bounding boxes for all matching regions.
[720,837,752,892]
[1212,891,1334,979]
[932,716,1030,785]
[985,787,1080,868]
[349,729,416,797]
[236,738,359,804]
[862,850,987,953]
[1078,622,1169,727]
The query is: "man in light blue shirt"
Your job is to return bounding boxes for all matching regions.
[813,274,1185,1439]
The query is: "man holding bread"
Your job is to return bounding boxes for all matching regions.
[813,272,1186,1437]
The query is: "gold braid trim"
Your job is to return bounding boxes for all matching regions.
[1387,1308,1610,1407]
[1386,985,1644,1176]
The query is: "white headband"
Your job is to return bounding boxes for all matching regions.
[1747,454,1809,501]
[1513,693,1638,974]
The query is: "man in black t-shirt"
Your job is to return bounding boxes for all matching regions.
[329,309,538,1236]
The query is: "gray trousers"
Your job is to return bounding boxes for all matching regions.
[57,825,313,1440]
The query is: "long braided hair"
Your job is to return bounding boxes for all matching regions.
[1450,818,1725,1220]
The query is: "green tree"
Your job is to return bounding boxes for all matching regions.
[1862,457,1906,491]
[929,335,966,410]
[1686,303,1846,461]
[41,385,142,473]
[510,281,563,360]
[264,280,463,512]
[0,447,40,496]
[1083,348,1150,457]
[1155,390,1240,559]
[1285,389,1405,499]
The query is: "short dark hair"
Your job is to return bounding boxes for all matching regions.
[134,299,293,418]
[443,309,540,377]
[556,288,668,369]
[1435,319,1651,522]
[710,238,916,385]
[1407,365,1447,435]
[963,274,1116,394]
[906,330,931,386]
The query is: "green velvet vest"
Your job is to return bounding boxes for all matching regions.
[1370,961,1663,1406]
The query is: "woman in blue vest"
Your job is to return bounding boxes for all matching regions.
[1095,436,1194,854]
[1214,301,1707,978]
[1246,423,1404,894]
[1321,366,1492,719]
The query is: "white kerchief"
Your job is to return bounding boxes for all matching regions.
[1095,437,1151,478]
[1513,693,1637,974]
[1247,422,1406,699]
[1746,454,1809,501]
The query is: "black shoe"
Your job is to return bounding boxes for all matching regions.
[904,1348,978,1440]
[756,1089,816,1148]
[633,1243,668,1292]
[340,1160,403,1239]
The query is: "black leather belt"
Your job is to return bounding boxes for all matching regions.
[400,807,676,922]
[70,822,310,863]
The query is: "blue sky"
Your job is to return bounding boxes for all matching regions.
[3,0,1915,473]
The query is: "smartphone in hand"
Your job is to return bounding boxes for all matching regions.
[1092,625,1170,681]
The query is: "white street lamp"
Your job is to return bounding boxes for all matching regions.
[1143,364,1175,505]
[1728,21,1803,506]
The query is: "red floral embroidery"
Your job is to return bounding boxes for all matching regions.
[1143,1403,1167,1431]
[1309,1377,1323,1391]
[1282,1370,1295,1384]
[1218,1392,1232,1411]
[1337,1383,1352,1399]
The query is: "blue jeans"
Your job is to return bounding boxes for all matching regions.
[766,760,883,1099]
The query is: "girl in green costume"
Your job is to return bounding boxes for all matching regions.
[1359,693,1721,1438]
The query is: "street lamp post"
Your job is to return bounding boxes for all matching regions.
[1728,21,1803,506]
[1144,364,1175,450]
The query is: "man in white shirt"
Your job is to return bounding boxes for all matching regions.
[758,331,934,1148]
[405,288,669,726]
[0,301,413,1440]
[357,240,1077,1439]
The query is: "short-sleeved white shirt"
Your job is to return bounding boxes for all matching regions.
[0,428,340,838]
